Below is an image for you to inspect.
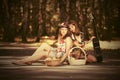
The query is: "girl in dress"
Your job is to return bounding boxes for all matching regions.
[68,20,97,63]
[12,24,73,66]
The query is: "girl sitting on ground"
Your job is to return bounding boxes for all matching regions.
[12,24,73,66]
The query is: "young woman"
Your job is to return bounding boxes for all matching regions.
[68,20,97,63]
[12,24,73,66]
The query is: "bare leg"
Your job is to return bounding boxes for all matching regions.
[87,54,97,63]
[12,43,52,65]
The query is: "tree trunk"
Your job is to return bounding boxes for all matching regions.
[2,0,15,42]
[69,0,77,21]
[58,0,68,22]
[21,1,28,42]
[41,0,47,36]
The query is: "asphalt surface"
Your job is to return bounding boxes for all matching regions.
[0,47,120,80]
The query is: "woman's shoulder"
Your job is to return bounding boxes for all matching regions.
[65,36,72,41]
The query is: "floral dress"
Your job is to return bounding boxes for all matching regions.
[57,39,66,58]
[49,39,66,59]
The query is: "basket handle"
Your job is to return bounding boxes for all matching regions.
[68,47,87,60]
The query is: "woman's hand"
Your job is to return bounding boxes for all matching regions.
[90,36,95,41]
[73,41,79,46]
[85,36,96,44]
[73,41,85,47]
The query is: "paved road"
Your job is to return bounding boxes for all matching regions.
[0,49,120,80]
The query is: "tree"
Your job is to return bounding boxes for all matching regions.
[1,0,16,42]
[58,0,68,22]
[0,0,119,42]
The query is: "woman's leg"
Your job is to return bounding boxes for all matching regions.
[13,43,52,65]
[86,54,97,63]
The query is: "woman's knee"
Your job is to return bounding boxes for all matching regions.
[41,43,51,49]
[87,54,97,63]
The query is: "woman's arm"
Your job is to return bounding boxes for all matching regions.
[85,36,95,44]
[51,40,58,47]
[73,40,85,47]
[60,37,73,63]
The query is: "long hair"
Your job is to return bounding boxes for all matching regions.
[57,24,71,39]
[68,20,85,42]
[69,20,80,36]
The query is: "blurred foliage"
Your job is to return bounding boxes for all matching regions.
[0,0,119,42]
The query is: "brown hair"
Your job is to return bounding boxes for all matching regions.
[57,24,71,39]
[69,20,80,36]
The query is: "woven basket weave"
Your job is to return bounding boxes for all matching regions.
[68,47,87,65]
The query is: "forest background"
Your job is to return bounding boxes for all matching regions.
[0,0,119,43]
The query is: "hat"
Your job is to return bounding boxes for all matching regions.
[58,22,68,28]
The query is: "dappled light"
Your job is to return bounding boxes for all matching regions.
[0,0,119,42]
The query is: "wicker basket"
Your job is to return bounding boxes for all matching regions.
[68,47,87,65]
[45,59,60,66]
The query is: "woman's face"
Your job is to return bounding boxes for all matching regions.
[69,24,75,32]
[60,27,68,36]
